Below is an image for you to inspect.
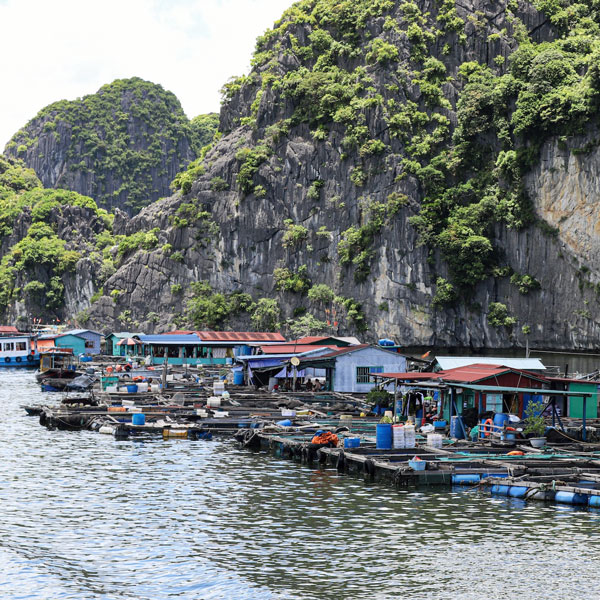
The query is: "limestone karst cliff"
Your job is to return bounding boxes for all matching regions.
[4,78,217,216]
[4,0,600,349]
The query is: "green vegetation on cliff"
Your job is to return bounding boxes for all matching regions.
[6,78,212,214]
[0,156,111,318]
[217,0,600,303]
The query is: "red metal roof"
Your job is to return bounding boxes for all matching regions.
[293,336,328,344]
[160,330,285,342]
[0,326,19,334]
[259,344,338,354]
[437,364,509,383]
[437,364,548,384]
[163,330,193,335]
[196,331,285,342]
[379,364,549,385]
[299,344,372,361]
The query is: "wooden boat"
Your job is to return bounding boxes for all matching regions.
[36,348,83,387]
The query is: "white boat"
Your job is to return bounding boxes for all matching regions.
[0,335,40,367]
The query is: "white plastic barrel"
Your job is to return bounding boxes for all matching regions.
[403,425,416,448]
[427,433,443,449]
[393,425,405,449]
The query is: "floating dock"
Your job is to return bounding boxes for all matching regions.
[24,375,600,508]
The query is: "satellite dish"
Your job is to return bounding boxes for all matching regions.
[291,357,300,366]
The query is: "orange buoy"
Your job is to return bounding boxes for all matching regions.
[482,418,493,437]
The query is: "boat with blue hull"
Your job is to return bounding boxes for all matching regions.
[0,335,39,367]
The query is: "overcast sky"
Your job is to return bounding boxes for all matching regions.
[0,0,292,148]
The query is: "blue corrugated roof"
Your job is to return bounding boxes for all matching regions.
[63,329,103,337]
[106,331,144,339]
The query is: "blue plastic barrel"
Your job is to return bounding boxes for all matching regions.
[450,416,466,439]
[127,384,138,393]
[132,413,145,426]
[233,369,244,385]
[494,413,509,428]
[555,491,588,505]
[588,495,600,508]
[508,486,528,498]
[491,484,510,496]
[344,438,360,449]
[277,419,292,427]
[376,423,392,449]
[452,474,480,485]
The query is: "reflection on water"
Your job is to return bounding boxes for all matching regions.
[1,371,600,599]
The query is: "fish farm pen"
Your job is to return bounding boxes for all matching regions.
[23,364,600,510]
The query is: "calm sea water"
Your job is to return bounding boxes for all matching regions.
[1,370,600,599]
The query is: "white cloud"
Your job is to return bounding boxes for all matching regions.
[0,0,291,148]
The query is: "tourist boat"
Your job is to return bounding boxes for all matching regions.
[36,348,83,388]
[0,334,40,367]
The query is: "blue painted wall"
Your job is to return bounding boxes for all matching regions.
[54,335,86,356]
[66,330,102,354]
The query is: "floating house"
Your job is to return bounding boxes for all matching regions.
[379,364,548,421]
[61,329,103,355]
[236,346,334,388]
[105,332,145,356]
[37,332,87,356]
[135,331,286,366]
[298,344,408,393]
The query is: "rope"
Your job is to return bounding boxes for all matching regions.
[550,427,600,446]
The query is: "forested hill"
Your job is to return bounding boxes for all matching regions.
[3,78,218,216]
[0,156,114,326]
[5,0,600,350]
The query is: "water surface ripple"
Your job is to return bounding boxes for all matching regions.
[1,371,599,599]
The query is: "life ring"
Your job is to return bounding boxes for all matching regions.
[26,354,33,362]
[4,357,10,363]
[482,418,494,437]
[15,356,22,363]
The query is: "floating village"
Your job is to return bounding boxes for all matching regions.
[5,324,600,509]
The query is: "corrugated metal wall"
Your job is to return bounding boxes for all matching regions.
[76,331,102,355]
[333,348,406,393]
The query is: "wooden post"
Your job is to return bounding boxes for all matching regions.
[162,347,168,390]
[583,396,587,442]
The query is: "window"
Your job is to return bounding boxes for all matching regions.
[15,342,26,351]
[3,342,14,352]
[485,393,503,412]
[85,340,94,348]
[356,366,383,384]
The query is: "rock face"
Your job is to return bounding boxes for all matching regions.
[3,78,205,216]
[10,1,600,350]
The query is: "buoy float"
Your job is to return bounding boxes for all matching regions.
[482,418,493,437]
